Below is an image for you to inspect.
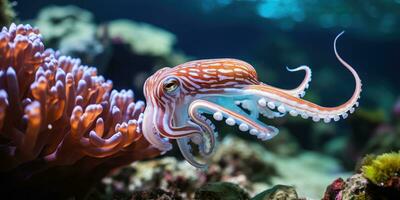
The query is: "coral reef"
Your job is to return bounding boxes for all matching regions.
[31,5,109,70]
[0,23,159,198]
[29,5,190,96]
[323,152,400,200]
[108,19,176,57]
[339,174,369,200]
[33,5,95,43]
[93,136,342,199]
[106,18,189,96]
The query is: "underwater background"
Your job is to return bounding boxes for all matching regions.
[1,0,400,199]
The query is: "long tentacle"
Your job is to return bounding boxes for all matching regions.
[247,31,361,122]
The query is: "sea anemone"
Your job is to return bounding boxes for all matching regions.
[0,23,159,198]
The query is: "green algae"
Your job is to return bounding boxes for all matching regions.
[362,152,400,186]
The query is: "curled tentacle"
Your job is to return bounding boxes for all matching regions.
[260,65,312,98]
[284,65,312,97]
[177,137,208,170]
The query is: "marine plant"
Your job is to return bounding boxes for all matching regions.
[323,152,400,200]
[362,152,400,187]
[0,23,362,197]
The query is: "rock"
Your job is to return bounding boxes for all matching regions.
[194,182,250,200]
[323,152,400,200]
[322,178,345,200]
[130,188,182,200]
[252,185,298,200]
[341,174,369,200]
[92,136,345,199]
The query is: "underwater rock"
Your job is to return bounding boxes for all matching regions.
[323,173,400,200]
[323,174,367,200]
[322,178,345,200]
[97,157,202,199]
[323,152,400,200]
[341,174,369,200]
[194,182,250,200]
[93,136,345,199]
[251,185,298,200]
[130,188,182,200]
[211,136,279,185]
[0,23,159,199]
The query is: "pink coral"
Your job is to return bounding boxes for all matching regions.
[0,23,159,198]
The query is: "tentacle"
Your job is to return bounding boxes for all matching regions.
[143,101,204,151]
[190,99,279,141]
[176,137,208,170]
[175,98,282,170]
[283,65,312,97]
[188,101,218,157]
[142,105,172,151]
[154,105,203,139]
[247,31,361,123]
[260,65,312,98]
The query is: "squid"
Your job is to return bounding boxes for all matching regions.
[142,32,362,169]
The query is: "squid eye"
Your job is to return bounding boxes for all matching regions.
[163,77,179,93]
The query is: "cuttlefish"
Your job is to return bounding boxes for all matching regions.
[142,32,361,169]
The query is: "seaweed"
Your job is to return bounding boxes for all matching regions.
[361,152,400,187]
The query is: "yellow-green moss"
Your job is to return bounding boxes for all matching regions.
[361,152,400,186]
